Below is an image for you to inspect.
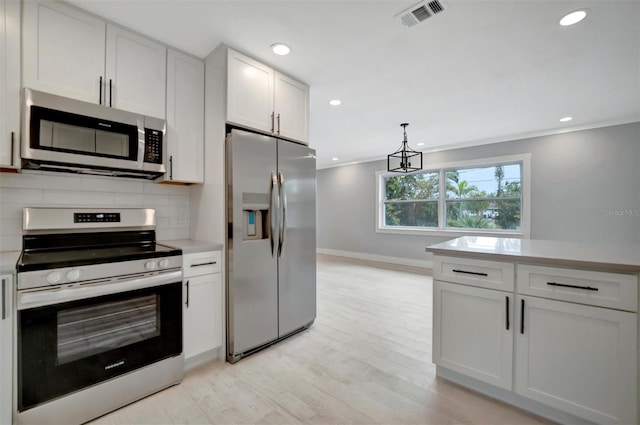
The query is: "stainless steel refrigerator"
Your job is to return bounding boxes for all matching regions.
[226,128,316,363]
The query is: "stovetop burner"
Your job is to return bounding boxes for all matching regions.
[18,242,179,272]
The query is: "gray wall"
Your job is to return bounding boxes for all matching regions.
[317,122,640,262]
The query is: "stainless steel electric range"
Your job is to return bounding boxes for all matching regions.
[14,207,184,425]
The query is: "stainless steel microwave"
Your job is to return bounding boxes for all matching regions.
[22,88,166,179]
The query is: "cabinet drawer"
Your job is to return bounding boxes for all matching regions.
[517,264,638,311]
[433,255,514,291]
[183,251,221,277]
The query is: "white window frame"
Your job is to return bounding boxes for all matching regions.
[376,153,531,238]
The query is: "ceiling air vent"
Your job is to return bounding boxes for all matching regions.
[396,0,448,28]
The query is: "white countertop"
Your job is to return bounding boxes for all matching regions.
[426,236,640,272]
[0,251,20,274]
[159,239,223,254]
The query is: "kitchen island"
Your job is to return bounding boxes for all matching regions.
[426,237,640,425]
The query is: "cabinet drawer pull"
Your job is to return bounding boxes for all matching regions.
[185,280,189,307]
[190,261,217,267]
[520,299,525,334]
[99,76,103,104]
[169,155,173,180]
[505,296,510,330]
[109,79,113,107]
[452,269,488,277]
[276,113,280,134]
[270,112,275,133]
[546,281,599,291]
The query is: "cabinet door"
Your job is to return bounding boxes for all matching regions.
[433,280,513,390]
[274,72,309,144]
[184,273,222,360]
[165,49,204,183]
[226,49,274,133]
[1,275,14,425]
[515,296,637,424]
[23,0,105,104]
[0,0,20,168]
[105,24,166,118]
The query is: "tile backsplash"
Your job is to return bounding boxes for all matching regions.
[0,170,191,251]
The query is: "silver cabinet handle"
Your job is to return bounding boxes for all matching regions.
[169,155,173,180]
[270,112,275,133]
[185,280,190,308]
[276,113,281,134]
[109,79,113,107]
[1,278,6,320]
[99,76,103,104]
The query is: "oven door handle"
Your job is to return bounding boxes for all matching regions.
[17,270,182,310]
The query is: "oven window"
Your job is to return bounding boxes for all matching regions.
[57,294,160,365]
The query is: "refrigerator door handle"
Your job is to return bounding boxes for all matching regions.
[277,171,287,257]
[269,171,278,257]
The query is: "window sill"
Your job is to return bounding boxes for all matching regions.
[376,226,528,239]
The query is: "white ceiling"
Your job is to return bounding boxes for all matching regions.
[68,0,640,169]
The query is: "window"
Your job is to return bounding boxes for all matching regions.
[384,172,439,227]
[377,154,530,236]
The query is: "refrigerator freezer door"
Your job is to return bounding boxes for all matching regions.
[227,130,279,357]
[277,140,317,336]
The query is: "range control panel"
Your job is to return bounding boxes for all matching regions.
[74,212,121,223]
[144,129,163,164]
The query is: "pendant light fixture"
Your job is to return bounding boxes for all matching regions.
[387,123,423,173]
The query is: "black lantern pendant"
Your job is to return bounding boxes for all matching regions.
[387,123,423,173]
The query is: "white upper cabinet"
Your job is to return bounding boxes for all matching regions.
[227,50,274,134]
[226,49,309,144]
[23,1,167,118]
[164,49,204,183]
[274,72,309,143]
[23,1,106,104]
[105,24,166,118]
[0,0,20,168]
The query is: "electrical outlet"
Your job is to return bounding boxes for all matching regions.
[177,208,189,226]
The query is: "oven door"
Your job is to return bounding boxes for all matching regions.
[17,280,182,411]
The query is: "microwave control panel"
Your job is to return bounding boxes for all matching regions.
[144,129,163,164]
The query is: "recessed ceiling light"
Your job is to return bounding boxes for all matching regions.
[416,142,425,147]
[560,10,588,26]
[271,43,291,55]
[332,157,339,161]
[329,99,341,106]
[559,116,573,122]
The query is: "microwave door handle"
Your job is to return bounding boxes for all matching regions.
[136,119,145,169]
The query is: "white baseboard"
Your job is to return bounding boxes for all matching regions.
[317,248,433,269]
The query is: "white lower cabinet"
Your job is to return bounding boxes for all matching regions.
[182,250,222,369]
[516,295,637,425]
[184,274,222,359]
[433,281,513,390]
[433,254,639,425]
[0,274,13,425]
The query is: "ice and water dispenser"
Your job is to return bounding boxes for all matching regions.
[242,209,268,240]
[239,192,270,240]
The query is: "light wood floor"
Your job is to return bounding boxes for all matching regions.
[90,254,554,425]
